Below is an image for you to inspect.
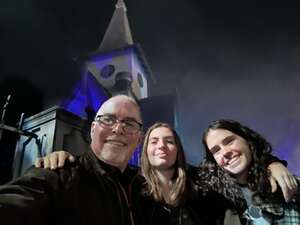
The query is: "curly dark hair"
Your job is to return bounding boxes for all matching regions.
[193,162,247,212]
[201,119,276,204]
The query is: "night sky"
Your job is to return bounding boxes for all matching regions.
[1,1,300,174]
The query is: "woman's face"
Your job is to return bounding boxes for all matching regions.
[146,127,178,171]
[205,128,252,183]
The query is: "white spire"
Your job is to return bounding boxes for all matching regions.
[96,0,133,53]
[116,0,127,11]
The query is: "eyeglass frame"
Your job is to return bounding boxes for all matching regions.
[94,114,143,134]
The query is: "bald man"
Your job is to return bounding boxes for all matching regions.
[0,95,143,225]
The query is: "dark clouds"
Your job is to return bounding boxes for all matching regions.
[1,2,300,173]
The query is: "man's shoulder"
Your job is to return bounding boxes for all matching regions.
[126,164,139,174]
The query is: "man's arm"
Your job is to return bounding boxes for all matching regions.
[265,154,298,202]
[268,162,298,201]
[0,166,71,224]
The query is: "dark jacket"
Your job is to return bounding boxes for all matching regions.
[132,166,232,225]
[0,149,139,225]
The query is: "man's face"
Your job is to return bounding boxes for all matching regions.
[90,96,142,171]
[205,128,252,183]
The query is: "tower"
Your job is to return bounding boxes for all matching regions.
[62,0,155,119]
[87,0,154,100]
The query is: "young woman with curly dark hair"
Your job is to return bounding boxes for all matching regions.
[202,119,300,224]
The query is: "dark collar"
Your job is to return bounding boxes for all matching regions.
[86,148,139,188]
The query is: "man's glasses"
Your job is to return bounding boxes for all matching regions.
[95,114,142,134]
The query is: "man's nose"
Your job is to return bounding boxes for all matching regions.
[112,122,125,135]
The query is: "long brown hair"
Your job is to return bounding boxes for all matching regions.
[141,123,187,206]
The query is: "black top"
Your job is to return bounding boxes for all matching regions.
[132,167,232,225]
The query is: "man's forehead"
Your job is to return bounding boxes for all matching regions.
[97,97,141,121]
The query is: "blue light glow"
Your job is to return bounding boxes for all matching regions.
[60,72,109,118]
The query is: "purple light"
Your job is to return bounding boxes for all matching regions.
[60,73,109,118]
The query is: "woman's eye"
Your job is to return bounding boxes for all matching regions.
[210,147,220,155]
[224,138,234,145]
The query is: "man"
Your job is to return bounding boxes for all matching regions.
[0,95,143,225]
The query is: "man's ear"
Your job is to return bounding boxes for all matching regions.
[90,122,96,137]
[138,132,144,144]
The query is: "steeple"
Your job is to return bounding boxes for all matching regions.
[97,0,133,53]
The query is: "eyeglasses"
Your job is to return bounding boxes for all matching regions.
[95,114,142,134]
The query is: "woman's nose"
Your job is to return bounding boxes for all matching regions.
[220,146,233,159]
[157,140,166,149]
[219,148,232,166]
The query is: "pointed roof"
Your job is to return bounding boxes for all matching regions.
[97,0,133,53]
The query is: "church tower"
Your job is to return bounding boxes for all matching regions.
[62,0,154,119]
[89,0,154,100]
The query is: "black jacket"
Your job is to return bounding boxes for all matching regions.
[133,167,231,225]
[0,149,139,225]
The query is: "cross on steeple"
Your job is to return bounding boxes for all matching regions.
[116,0,127,11]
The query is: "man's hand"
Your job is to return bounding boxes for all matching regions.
[268,162,298,202]
[35,151,75,170]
